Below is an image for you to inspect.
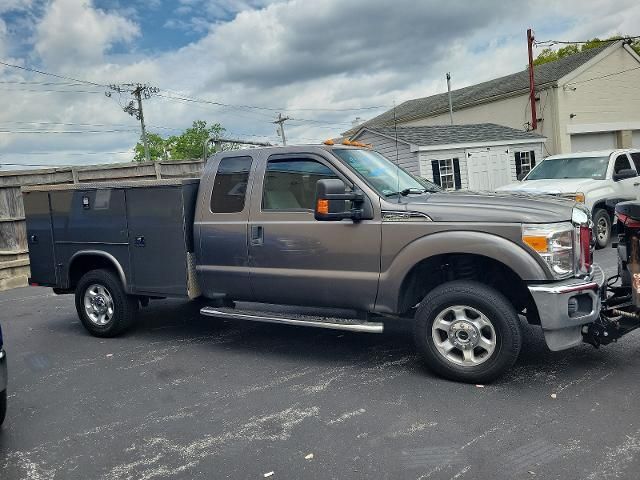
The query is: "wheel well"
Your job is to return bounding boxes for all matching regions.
[592,201,613,219]
[68,255,122,289]
[398,253,540,323]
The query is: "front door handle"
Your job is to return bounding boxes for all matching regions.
[634,182,640,186]
[250,225,264,246]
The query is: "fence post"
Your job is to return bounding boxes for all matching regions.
[154,161,162,179]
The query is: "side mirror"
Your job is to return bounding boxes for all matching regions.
[315,179,364,221]
[517,173,526,181]
[613,168,637,182]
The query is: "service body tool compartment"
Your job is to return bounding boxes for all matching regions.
[23,179,200,297]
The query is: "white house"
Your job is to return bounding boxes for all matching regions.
[347,41,640,155]
[351,123,546,191]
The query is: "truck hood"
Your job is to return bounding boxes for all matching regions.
[495,178,601,195]
[392,191,575,223]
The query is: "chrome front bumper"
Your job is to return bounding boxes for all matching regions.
[0,349,6,392]
[528,264,605,351]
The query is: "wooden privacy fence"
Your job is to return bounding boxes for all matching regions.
[0,159,204,291]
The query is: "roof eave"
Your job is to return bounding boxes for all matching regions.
[416,136,547,152]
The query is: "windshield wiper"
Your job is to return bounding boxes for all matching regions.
[384,188,428,197]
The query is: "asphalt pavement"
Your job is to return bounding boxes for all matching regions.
[1,245,639,479]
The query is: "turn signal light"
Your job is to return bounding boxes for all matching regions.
[317,199,329,214]
[523,235,548,252]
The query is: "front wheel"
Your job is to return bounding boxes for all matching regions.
[413,281,522,383]
[593,209,611,249]
[75,269,138,337]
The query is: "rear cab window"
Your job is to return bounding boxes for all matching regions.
[210,156,253,213]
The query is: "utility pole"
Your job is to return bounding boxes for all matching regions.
[446,72,454,125]
[273,113,290,146]
[527,28,538,131]
[107,83,159,162]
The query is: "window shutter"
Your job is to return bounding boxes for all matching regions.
[431,160,441,186]
[453,158,462,190]
[530,150,536,168]
[514,152,522,177]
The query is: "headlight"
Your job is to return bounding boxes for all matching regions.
[562,192,585,203]
[522,223,574,279]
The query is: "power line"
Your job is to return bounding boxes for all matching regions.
[565,65,640,86]
[159,91,389,112]
[0,129,138,134]
[534,36,640,47]
[0,59,106,87]
[0,120,183,131]
[0,88,103,94]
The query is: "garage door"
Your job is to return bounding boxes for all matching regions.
[466,149,512,191]
[633,130,640,147]
[571,132,616,152]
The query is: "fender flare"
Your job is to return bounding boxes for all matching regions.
[68,250,128,289]
[375,231,548,313]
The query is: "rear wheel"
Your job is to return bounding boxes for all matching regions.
[75,269,138,337]
[413,281,522,383]
[594,209,611,249]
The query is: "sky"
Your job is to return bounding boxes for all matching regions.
[0,0,639,169]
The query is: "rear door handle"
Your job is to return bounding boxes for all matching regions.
[634,182,640,186]
[250,225,264,246]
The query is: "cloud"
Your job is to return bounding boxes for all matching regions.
[34,0,140,68]
[0,0,33,14]
[1,0,640,168]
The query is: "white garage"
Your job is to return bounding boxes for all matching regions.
[571,132,617,152]
[350,123,546,191]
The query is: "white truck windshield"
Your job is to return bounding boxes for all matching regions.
[526,156,609,180]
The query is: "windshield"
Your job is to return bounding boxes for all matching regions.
[526,156,609,180]
[332,148,440,196]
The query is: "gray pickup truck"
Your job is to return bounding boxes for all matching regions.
[23,144,603,383]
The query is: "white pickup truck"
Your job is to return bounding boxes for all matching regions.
[497,148,640,248]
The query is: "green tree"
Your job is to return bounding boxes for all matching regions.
[133,120,232,162]
[533,36,640,66]
[170,120,226,160]
[134,132,167,162]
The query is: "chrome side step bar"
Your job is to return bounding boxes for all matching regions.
[200,307,384,333]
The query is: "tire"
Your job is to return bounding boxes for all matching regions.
[75,269,138,337]
[0,390,6,426]
[413,281,522,383]
[594,209,611,249]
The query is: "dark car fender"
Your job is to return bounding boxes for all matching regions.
[375,230,549,314]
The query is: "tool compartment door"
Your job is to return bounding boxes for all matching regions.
[126,186,189,296]
[23,191,57,286]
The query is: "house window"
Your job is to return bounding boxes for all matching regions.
[430,158,461,190]
[438,159,455,190]
[515,150,536,178]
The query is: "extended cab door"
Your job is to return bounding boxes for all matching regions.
[196,154,256,300]
[247,153,382,310]
[611,153,640,200]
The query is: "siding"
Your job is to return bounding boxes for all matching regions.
[354,130,420,174]
[558,47,640,152]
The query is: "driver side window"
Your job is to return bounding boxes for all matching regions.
[613,154,634,174]
[262,158,346,211]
